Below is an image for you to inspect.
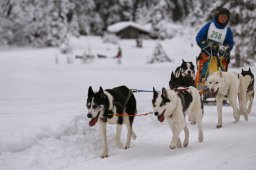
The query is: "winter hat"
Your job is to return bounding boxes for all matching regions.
[216,7,230,18]
[215,7,230,25]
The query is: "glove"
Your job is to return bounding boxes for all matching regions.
[199,41,208,49]
[211,43,219,51]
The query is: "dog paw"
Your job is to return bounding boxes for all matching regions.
[198,137,203,142]
[183,140,189,147]
[123,145,130,149]
[244,114,248,121]
[176,142,182,148]
[234,114,240,122]
[100,152,108,158]
[169,145,176,149]
[190,121,196,125]
[216,124,222,129]
[183,143,188,147]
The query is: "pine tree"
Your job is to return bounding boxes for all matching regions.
[149,42,172,63]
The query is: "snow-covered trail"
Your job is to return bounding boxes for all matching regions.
[0,32,256,170]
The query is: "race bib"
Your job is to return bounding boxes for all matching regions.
[207,22,228,44]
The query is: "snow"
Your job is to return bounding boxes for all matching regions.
[0,29,256,170]
[107,21,150,33]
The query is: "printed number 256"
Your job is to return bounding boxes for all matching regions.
[211,31,222,39]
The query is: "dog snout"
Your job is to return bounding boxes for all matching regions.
[187,71,191,74]
[154,111,159,116]
[87,113,92,118]
[210,88,215,92]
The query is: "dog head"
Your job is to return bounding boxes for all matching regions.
[241,68,254,91]
[180,59,195,77]
[152,87,177,122]
[206,71,228,97]
[86,86,107,126]
[241,68,254,78]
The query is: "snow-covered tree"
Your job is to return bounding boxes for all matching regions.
[149,42,172,63]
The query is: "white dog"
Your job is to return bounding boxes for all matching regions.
[206,71,247,128]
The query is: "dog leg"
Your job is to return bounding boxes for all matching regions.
[183,125,189,147]
[123,121,132,149]
[216,96,223,128]
[247,95,254,114]
[176,138,182,148]
[228,98,240,122]
[131,128,137,140]
[169,122,183,149]
[238,92,248,121]
[99,121,108,158]
[189,112,196,125]
[196,110,204,142]
[115,124,123,149]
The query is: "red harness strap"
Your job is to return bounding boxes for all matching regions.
[113,112,153,117]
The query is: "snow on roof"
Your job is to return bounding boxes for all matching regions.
[107,21,150,33]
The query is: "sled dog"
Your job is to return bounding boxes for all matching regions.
[152,87,203,149]
[169,72,204,139]
[86,86,137,158]
[206,71,247,128]
[241,68,254,114]
[175,59,195,79]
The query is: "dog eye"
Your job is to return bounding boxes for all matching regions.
[209,81,212,84]
[215,82,218,84]
[92,105,99,109]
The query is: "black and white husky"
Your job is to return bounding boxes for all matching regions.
[86,86,137,158]
[174,59,195,79]
[169,72,204,126]
[152,87,189,149]
[241,68,254,114]
[152,86,203,149]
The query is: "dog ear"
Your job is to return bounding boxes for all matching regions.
[171,71,175,80]
[88,86,94,97]
[99,86,105,98]
[182,59,185,63]
[161,87,168,99]
[153,87,158,97]
[249,67,251,72]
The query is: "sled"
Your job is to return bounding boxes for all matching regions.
[195,40,230,104]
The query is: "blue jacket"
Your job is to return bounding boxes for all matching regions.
[196,17,234,50]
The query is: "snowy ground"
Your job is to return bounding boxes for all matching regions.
[0,29,256,170]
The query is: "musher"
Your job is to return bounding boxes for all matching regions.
[195,7,234,93]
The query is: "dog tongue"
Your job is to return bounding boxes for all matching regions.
[158,114,165,122]
[89,117,98,126]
